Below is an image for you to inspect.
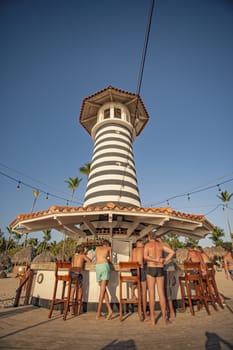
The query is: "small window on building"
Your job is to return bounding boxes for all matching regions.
[104,109,110,119]
[114,108,121,119]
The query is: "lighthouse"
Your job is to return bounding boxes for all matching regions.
[79,86,149,208]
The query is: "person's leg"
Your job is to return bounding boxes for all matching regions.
[167,272,175,318]
[157,276,168,326]
[96,280,107,319]
[77,283,83,315]
[70,286,76,315]
[131,283,137,298]
[103,282,112,319]
[146,275,155,325]
[141,281,148,320]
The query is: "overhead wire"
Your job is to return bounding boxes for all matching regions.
[0,170,83,205]
[118,0,155,202]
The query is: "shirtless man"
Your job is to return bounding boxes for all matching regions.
[70,245,91,315]
[95,239,113,320]
[185,244,206,274]
[224,248,233,281]
[129,239,148,320]
[144,232,174,326]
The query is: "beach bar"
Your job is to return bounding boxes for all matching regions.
[10,86,214,309]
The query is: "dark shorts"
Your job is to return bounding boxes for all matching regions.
[146,266,164,278]
[131,268,147,282]
[71,272,83,285]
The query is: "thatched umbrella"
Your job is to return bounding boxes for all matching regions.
[11,246,35,266]
[0,253,12,271]
[175,248,188,264]
[206,246,226,260]
[31,251,56,263]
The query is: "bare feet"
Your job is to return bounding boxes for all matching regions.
[144,318,155,326]
[162,318,170,326]
[106,311,113,320]
[96,313,105,320]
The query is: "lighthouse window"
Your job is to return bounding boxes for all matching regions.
[114,108,121,119]
[103,109,110,119]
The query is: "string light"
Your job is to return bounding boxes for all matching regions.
[0,170,83,206]
[217,184,221,192]
[166,200,170,206]
[46,193,49,200]
[148,177,233,207]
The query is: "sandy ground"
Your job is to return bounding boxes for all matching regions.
[0,269,232,309]
[0,273,26,308]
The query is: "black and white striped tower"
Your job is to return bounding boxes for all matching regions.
[79,86,149,208]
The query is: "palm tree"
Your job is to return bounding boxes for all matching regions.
[79,162,91,177]
[6,226,14,252]
[28,237,38,250]
[162,233,184,249]
[65,177,82,205]
[209,226,225,247]
[217,190,233,245]
[31,190,40,213]
[42,229,51,251]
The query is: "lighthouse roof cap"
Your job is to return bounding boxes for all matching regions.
[79,86,150,136]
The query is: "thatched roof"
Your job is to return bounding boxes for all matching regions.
[204,246,226,259]
[175,246,226,264]
[31,251,56,263]
[176,248,188,264]
[11,247,35,265]
[0,253,12,270]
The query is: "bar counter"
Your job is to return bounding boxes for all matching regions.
[30,262,182,310]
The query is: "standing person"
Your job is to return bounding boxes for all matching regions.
[70,245,91,315]
[95,239,113,320]
[223,248,233,281]
[163,253,176,320]
[129,239,148,321]
[144,232,175,326]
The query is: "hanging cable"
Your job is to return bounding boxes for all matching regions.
[118,0,155,202]
[0,170,83,205]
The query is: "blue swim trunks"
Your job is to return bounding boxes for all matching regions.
[96,263,110,282]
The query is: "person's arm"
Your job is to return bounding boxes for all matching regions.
[108,246,112,263]
[163,245,175,265]
[84,255,92,263]
[144,245,162,263]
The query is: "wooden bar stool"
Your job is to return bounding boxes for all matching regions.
[203,262,224,310]
[119,262,142,321]
[48,261,81,320]
[179,262,210,316]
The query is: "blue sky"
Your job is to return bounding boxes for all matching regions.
[0,0,233,246]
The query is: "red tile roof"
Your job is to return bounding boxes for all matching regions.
[10,202,214,229]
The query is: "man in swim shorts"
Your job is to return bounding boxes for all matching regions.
[70,244,91,315]
[144,232,174,326]
[95,239,113,320]
[129,239,148,320]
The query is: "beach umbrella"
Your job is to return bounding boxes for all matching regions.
[31,251,56,263]
[175,248,188,264]
[0,253,12,271]
[11,246,34,266]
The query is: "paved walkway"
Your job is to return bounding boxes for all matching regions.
[0,301,233,350]
[1,271,233,350]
